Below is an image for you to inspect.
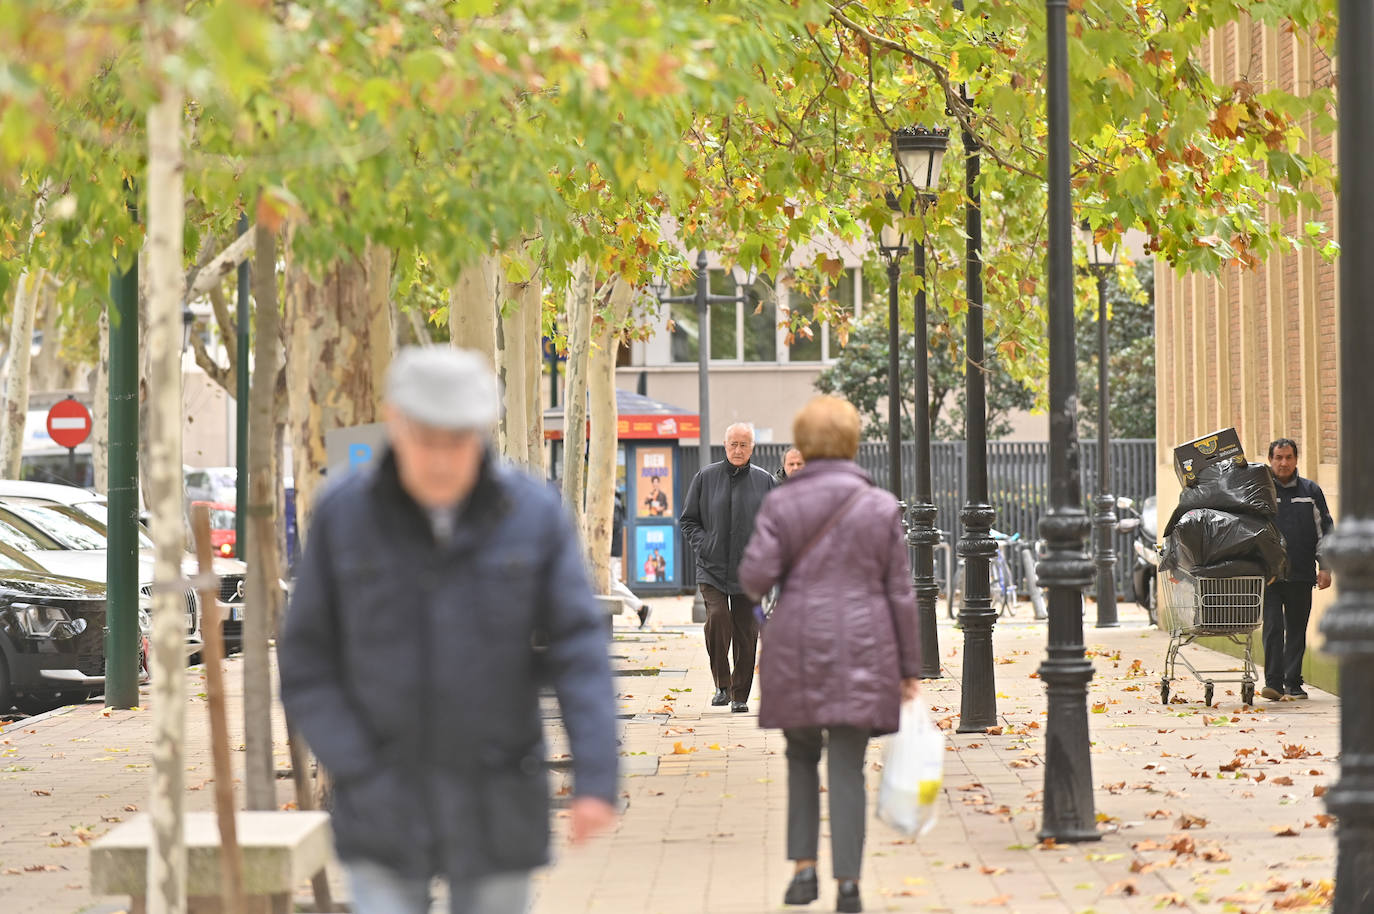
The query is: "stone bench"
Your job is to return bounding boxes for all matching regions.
[90,810,333,914]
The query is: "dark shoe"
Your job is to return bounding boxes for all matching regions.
[731,701,748,713]
[837,880,862,913]
[711,689,729,706]
[1260,685,1282,701]
[1286,686,1310,700]
[783,867,818,905]
[636,605,651,629]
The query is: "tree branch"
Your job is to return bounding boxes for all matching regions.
[184,229,256,301]
[208,284,238,372]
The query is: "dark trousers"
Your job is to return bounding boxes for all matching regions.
[784,727,870,880]
[1263,581,1314,691]
[701,584,758,702]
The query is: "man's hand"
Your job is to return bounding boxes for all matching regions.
[569,797,618,845]
[901,677,920,703]
[1318,570,1333,590]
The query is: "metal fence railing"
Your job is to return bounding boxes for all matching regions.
[678,439,1156,597]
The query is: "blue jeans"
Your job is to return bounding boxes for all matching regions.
[346,858,531,914]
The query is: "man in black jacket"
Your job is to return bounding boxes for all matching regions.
[680,422,777,712]
[280,348,618,914]
[1261,438,1334,701]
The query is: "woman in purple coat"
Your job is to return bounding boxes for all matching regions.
[739,396,921,914]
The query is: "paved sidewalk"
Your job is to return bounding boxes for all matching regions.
[0,595,1337,913]
[533,597,1337,914]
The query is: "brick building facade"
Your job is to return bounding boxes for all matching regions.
[1155,17,1339,683]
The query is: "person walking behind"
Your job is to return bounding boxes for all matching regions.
[776,446,806,482]
[739,396,921,914]
[279,347,619,914]
[1261,437,1334,701]
[680,422,776,712]
[610,490,650,627]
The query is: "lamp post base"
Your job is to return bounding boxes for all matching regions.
[691,588,707,624]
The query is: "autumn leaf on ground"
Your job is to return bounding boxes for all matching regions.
[1272,825,1301,837]
[671,742,697,755]
[979,866,1008,875]
[1106,878,1140,896]
[971,895,1012,907]
[1283,743,1316,759]
[1314,785,1329,798]
[1091,702,1107,714]
[1176,813,1207,829]
[1272,776,1295,786]
[1154,893,1187,908]
[985,726,1003,735]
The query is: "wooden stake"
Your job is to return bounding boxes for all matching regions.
[190,505,246,914]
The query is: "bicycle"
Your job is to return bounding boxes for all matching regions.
[945,529,1031,619]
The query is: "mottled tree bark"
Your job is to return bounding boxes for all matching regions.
[561,260,594,527]
[585,278,633,593]
[144,14,187,909]
[244,223,281,813]
[0,183,51,479]
[284,245,393,532]
[523,277,545,474]
[448,254,499,365]
[496,256,534,467]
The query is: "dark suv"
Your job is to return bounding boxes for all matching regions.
[0,548,146,714]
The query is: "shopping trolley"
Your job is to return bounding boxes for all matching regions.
[1157,568,1264,706]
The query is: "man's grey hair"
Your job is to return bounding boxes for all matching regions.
[724,422,756,443]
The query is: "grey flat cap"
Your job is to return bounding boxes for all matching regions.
[386,346,500,431]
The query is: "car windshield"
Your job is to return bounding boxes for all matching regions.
[73,502,155,549]
[0,502,109,550]
[0,509,66,552]
[207,507,235,530]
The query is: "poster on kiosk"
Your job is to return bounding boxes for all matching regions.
[544,388,698,595]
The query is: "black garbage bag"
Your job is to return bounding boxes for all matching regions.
[1160,508,1289,580]
[1162,461,1278,537]
[1191,557,1271,579]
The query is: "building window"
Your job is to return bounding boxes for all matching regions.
[743,274,777,362]
[786,268,857,362]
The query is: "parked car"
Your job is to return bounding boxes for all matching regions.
[0,501,206,658]
[190,501,237,559]
[0,544,149,714]
[0,481,255,654]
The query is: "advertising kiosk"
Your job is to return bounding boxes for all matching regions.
[545,390,699,595]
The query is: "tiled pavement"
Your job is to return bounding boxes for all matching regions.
[0,595,1337,913]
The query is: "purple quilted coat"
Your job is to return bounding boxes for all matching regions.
[738,459,920,736]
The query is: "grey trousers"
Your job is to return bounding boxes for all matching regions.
[784,726,870,880]
[345,858,530,914]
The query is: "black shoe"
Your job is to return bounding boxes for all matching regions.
[636,605,651,629]
[783,867,818,906]
[711,689,729,706]
[731,701,748,713]
[837,880,862,913]
[1260,685,1283,701]
[1287,686,1310,700]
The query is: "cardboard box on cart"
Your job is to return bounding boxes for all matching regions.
[1172,427,1245,487]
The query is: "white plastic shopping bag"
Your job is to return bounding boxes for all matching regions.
[877,696,944,837]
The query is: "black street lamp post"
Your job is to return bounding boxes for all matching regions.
[879,192,909,498]
[891,125,950,680]
[653,252,755,623]
[1080,224,1120,629]
[953,83,999,733]
[1320,1,1374,908]
[1037,0,1099,843]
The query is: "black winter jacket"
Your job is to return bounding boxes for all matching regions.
[680,459,777,594]
[1272,472,1334,584]
[279,450,617,880]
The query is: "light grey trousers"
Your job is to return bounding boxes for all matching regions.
[345,858,531,914]
[784,726,870,880]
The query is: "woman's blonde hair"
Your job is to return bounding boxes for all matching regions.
[792,395,861,460]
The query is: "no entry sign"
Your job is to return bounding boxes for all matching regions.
[47,397,92,450]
